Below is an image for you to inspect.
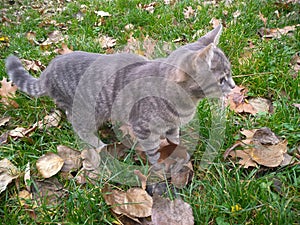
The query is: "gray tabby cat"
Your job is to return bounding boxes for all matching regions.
[6,25,235,167]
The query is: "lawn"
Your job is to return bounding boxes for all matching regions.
[0,0,299,224]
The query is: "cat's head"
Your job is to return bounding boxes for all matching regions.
[168,25,235,99]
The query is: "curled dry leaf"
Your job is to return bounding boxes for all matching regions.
[258,24,300,39]
[226,128,292,168]
[94,10,111,17]
[226,86,272,115]
[18,189,32,206]
[210,18,221,28]
[98,35,116,49]
[9,125,37,138]
[0,117,10,127]
[152,194,194,225]
[0,158,20,193]
[138,2,158,14]
[36,110,61,129]
[290,52,300,78]
[57,145,81,172]
[22,59,45,73]
[293,103,300,110]
[0,77,18,107]
[103,186,153,218]
[183,6,195,19]
[55,43,73,55]
[36,152,64,178]
[32,177,65,206]
[250,140,287,167]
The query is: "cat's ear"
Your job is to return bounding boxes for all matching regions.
[197,43,215,68]
[198,24,222,46]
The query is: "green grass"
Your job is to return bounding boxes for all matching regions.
[0,0,299,224]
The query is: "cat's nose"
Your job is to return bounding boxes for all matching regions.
[228,78,235,89]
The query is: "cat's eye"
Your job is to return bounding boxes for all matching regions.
[220,77,226,84]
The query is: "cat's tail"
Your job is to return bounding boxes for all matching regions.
[5,55,46,97]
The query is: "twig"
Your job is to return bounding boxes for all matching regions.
[233,72,273,78]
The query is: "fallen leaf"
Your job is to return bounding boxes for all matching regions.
[229,149,258,168]
[138,2,158,14]
[258,12,267,27]
[250,140,287,167]
[280,153,296,167]
[103,186,153,218]
[36,152,64,178]
[25,31,38,45]
[57,145,81,172]
[293,103,300,110]
[31,177,65,206]
[0,77,18,107]
[47,30,64,43]
[0,158,20,193]
[183,6,195,19]
[18,189,32,206]
[258,24,300,39]
[94,10,111,17]
[210,18,221,28]
[98,35,116,49]
[55,43,73,55]
[290,52,300,78]
[9,125,37,138]
[226,86,272,115]
[247,97,272,114]
[225,128,293,168]
[152,194,194,225]
[0,117,10,127]
[252,127,280,145]
[134,170,148,190]
[124,24,134,31]
[22,59,45,73]
[36,110,61,129]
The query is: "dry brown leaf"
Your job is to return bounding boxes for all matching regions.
[104,187,153,218]
[226,86,272,115]
[226,128,292,168]
[94,10,111,17]
[56,43,73,55]
[57,145,82,172]
[138,2,158,14]
[25,31,38,45]
[252,127,280,145]
[36,153,64,178]
[210,18,221,28]
[9,125,37,138]
[22,59,45,73]
[229,149,258,168]
[171,161,193,188]
[0,117,10,127]
[18,189,32,206]
[134,170,148,190]
[0,77,18,107]
[250,140,287,167]
[258,12,267,27]
[293,103,300,110]
[32,177,65,206]
[48,30,64,43]
[152,194,194,225]
[98,35,116,49]
[183,6,195,19]
[36,110,61,129]
[248,97,272,114]
[0,158,20,193]
[290,52,300,78]
[258,24,300,39]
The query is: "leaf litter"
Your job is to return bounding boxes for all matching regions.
[224,127,297,168]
